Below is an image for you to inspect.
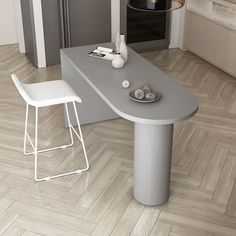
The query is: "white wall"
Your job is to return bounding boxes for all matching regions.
[14,0,25,52]
[0,0,18,45]
[32,0,46,68]
[169,5,186,49]
[111,0,120,41]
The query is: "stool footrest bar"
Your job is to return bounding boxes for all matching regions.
[35,168,87,182]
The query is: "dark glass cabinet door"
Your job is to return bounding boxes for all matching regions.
[127,6,167,44]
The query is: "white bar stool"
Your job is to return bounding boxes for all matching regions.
[11,74,89,182]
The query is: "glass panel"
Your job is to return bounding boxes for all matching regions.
[127,6,167,43]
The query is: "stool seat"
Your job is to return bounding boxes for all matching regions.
[14,79,81,107]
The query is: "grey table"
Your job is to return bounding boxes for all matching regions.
[61,43,198,205]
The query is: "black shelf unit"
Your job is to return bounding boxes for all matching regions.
[120,1,171,52]
[127,7,167,44]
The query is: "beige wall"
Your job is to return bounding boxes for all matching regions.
[0,0,18,45]
[184,10,236,77]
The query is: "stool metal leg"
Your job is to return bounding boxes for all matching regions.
[72,101,89,171]
[23,102,89,182]
[23,103,29,155]
[23,103,36,155]
[34,107,39,181]
[65,103,74,146]
[24,104,74,156]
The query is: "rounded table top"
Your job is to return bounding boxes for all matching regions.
[61,43,198,125]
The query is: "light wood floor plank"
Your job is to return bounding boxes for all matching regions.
[159,211,236,236]
[189,134,217,182]
[21,231,44,236]
[178,128,207,168]
[200,145,228,191]
[130,206,160,236]
[111,200,144,236]
[85,170,131,223]
[212,155,236,204]
[69,150,113,194]
[0,211,19,235]
[226,180,236,217]
[77,159,123,208]
[150,222,172,236]
[170,226,217,236]
[9,202,95,234]
[13,215,89,236]
[5,189,88,219]
[2,226,24,236]
[92,179,133,236]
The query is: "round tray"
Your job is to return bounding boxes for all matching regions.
[129,90,161,103]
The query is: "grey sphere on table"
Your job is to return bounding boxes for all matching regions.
[135,89,145,100]
[145,90,157,100]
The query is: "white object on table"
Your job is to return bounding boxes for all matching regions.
[122,80,130,88]
[112,53,125,69]
[120,35,128,63]
[115,32,121,53]
[89,46,115,60]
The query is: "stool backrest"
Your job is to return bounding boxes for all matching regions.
[11,74,31,104]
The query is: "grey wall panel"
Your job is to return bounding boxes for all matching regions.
[21,0,37,65]
[41,0,62,65]
[120,0,127,35]
[68,0,111,47]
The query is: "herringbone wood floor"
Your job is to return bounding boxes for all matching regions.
[0,44,236,236]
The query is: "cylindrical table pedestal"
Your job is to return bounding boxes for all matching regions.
[133,123,174,205]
